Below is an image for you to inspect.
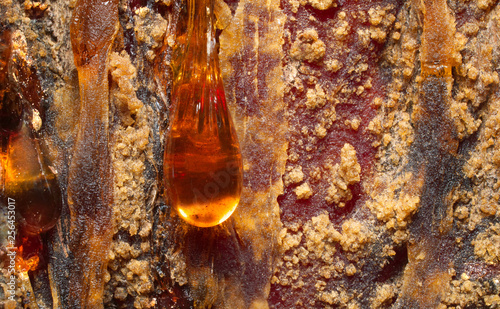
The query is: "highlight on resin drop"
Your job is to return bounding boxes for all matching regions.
[163,0,243,228]
[2,122,62,235]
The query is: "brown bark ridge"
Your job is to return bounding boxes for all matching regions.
[1,0,500,308]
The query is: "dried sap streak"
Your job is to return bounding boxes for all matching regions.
[68,0,118,307]
[397,0,461,307]
[164,0,243,227]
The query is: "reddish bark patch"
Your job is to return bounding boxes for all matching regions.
[270,1,403,307]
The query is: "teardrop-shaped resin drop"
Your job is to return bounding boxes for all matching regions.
[163,0,242,228]
[3,122,62,235]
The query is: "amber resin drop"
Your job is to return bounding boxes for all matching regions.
[163,0,242,227]
[2,122,62,235]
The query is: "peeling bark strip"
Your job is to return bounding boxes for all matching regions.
[220,0,287,306]
[62,0,118,307]
[396,0,461,307]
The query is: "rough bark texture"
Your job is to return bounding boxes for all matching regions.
[1,0,500,308]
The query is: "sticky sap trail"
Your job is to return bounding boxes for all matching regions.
[396,0,461,307]
[66,0,118,307]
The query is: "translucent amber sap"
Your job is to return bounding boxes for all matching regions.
[0,28,61,235]
[164,0,242,227]
[2,123,62,235]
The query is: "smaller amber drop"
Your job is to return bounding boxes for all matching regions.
[163,0,242,227]
[3,122,62,235]
[15,235,43,272]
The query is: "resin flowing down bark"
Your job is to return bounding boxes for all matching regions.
[3,0,500,307]
[0,25,61,240]
[0,24,63,309]
[67,0,118,306]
